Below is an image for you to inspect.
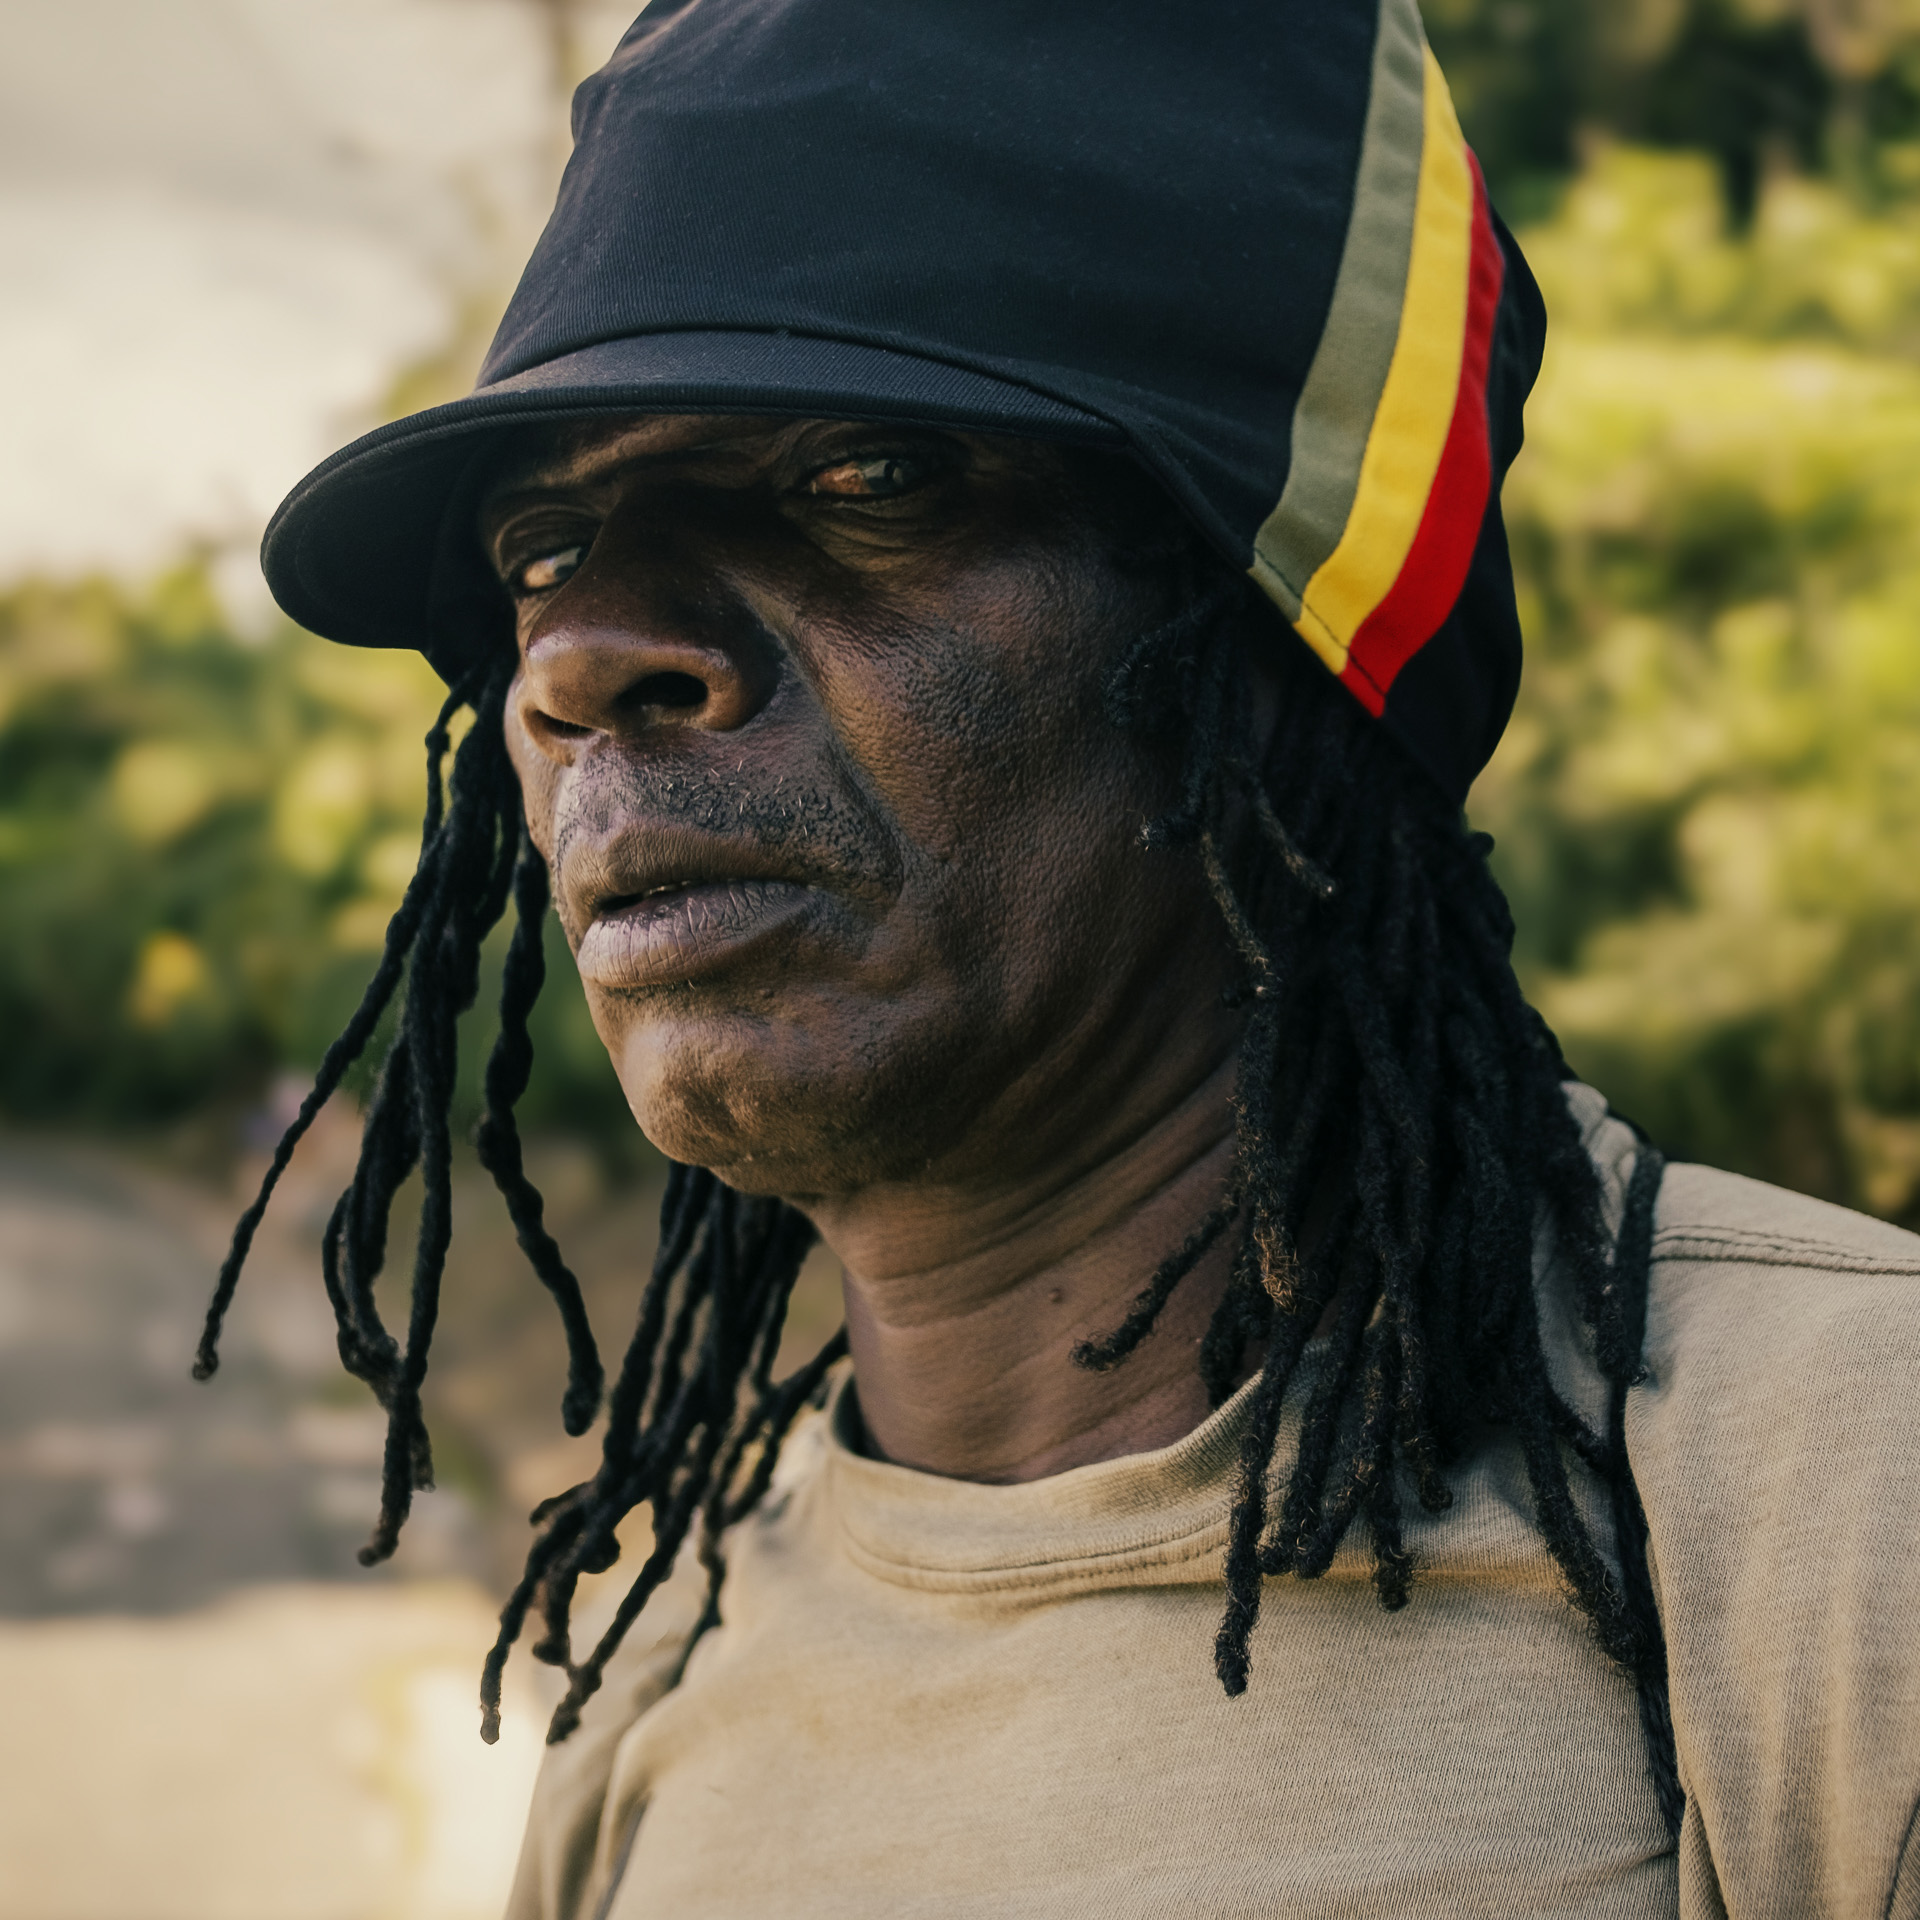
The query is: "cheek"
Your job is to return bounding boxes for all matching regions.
[504,693,569,902]
[806,553,1169,908]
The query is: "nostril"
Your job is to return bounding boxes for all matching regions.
[621,670,708,714]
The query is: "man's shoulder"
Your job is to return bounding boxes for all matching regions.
[1569,1079,1920,1399]
[1654,1156,1920,1279]
[1635,1157,1920,1495]
[1629,1160,1920,1902]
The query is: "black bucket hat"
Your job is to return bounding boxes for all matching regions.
[261,0,1545,804]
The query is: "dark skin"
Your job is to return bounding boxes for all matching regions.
[484,415,1261,1483]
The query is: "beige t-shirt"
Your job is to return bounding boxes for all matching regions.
[507,1091,1920,1919]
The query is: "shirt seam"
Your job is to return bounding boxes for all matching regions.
[1886,1790,1920,1920]
[590,1800,646,1920]
[1652,1225,1920,1277]
[838,1518,1229,1591]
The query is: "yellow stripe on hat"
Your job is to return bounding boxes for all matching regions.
[1293,49,1474,674]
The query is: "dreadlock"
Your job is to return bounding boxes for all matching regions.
[192,640,847,1750]
[1094,566,1681,1832]
[197,564,1679,1832]
[195,658,606,1554]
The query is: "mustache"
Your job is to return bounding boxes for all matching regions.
[547,754,901,904]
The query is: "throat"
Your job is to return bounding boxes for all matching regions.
[816,1058,1246,1485]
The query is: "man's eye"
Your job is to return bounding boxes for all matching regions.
[804,454,932,500]
[511,543,588,593]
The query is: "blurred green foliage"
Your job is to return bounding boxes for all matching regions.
[0,569,628,1137]
[1429,0,1920,221]
[1476,147,1920,1221]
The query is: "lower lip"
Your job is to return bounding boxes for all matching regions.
[576,880,815,990]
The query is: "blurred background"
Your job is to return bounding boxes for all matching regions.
[4,1,1920,1915]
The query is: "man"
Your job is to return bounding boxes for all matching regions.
[198,1,1920,1914]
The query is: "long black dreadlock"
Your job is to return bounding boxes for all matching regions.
[196,563,1679,1835]
[1094,570,1678,1832]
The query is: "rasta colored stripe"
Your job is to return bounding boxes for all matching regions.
[1340,152,1503,712]
[1249,6,1504,716]
[1249,0,1424,618]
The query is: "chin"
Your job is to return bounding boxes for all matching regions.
[611,1008,978,1198]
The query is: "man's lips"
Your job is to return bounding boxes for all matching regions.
[565,829,826,991]
[575,877,815,989]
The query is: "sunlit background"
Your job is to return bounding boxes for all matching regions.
[5,2,1920,1916]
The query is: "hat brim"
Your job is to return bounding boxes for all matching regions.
[261,330,1124,658]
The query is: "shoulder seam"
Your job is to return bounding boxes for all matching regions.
[1653,1223,1920,1278]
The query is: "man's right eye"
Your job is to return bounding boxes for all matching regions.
[511,543,589,594]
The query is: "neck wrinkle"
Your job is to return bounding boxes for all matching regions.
[813,1054,1248,1486]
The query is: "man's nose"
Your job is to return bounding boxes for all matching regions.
[513,528,778,762]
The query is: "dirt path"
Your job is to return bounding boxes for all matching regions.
[0,1117,842,1919]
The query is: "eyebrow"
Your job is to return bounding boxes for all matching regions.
[488,430,776,502]
[492,417,978,499]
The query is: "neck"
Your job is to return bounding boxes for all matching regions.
[803,1054,1243,1484]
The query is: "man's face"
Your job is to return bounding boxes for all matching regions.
[483,415,1244,1200]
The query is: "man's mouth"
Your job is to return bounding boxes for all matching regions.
[569,836,822,991]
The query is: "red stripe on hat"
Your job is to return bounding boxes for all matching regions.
[1341,153,1504,712]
